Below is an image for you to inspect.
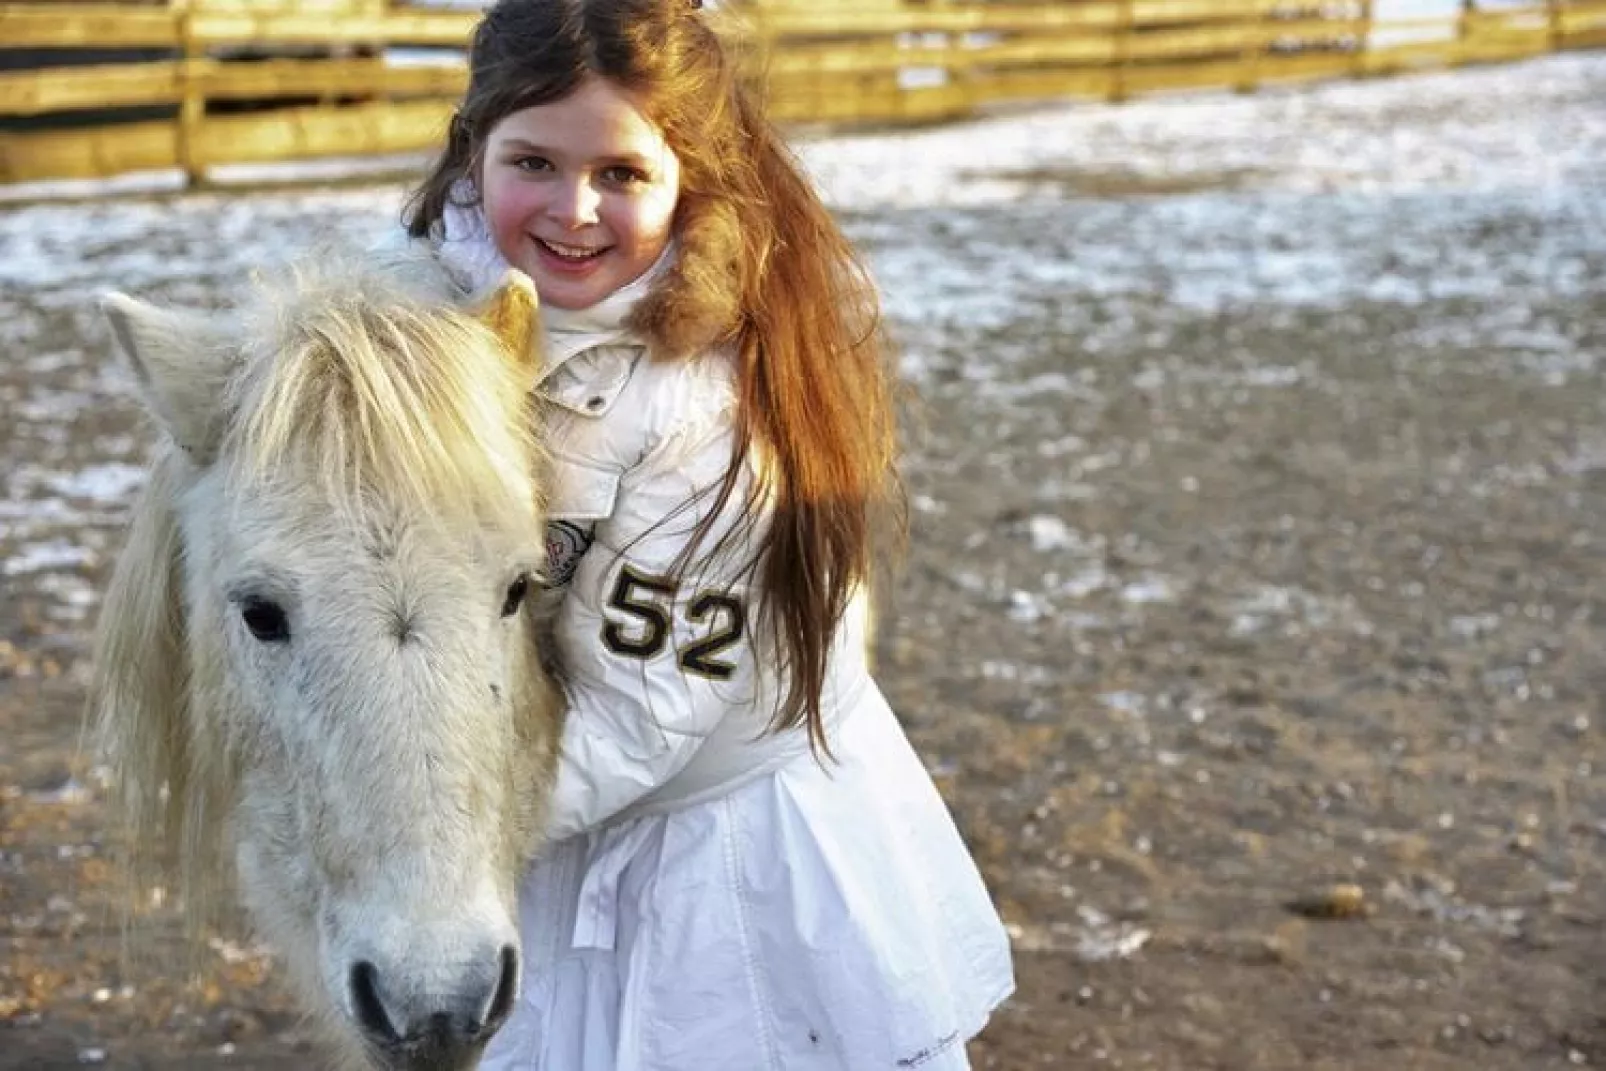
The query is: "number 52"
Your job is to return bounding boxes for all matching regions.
[600,565,747,681]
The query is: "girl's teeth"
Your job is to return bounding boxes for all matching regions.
[541,238,603,260]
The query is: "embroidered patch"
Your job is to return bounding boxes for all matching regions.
[544,520,594,588]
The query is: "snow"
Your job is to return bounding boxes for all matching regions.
[2,540,95,577]
[44,464,148,504]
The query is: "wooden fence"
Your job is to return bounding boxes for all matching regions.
[1,0,1603,188]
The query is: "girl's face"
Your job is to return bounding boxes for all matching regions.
[479,77,682,311]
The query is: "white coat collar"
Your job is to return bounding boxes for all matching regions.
[541,243,674,371]
[435,189,672,381]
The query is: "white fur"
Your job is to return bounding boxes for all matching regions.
[92,259,560,1070]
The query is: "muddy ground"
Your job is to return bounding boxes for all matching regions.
[3,57,1605,1070]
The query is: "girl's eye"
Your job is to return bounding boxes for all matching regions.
[511,155,551,174]
[601,165,647,187]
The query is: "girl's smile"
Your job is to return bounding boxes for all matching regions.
[533,236,608,278]
[478,77,681,310]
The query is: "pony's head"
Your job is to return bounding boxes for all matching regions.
[91,258,561,1070]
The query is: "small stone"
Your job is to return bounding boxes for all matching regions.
[1285,883,1370,920]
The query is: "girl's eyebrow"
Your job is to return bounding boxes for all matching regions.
[495,137,654,168]
[495,137,551,155]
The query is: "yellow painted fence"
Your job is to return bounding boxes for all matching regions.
[0,0,1603,187]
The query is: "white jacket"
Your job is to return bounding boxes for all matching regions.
[401,210,1014,1071]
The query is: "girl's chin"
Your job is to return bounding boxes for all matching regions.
[530,273,616,310]
[509,259,603,306]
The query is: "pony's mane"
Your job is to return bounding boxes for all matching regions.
[227,259,543,526]
[91,255,544,933]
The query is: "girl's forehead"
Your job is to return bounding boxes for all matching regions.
[490,77,670,159]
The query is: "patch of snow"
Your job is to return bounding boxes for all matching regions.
[45,464,147,503]
[1022,515,1076,553]
[3,540,94,577]
[1121,578,1175,605]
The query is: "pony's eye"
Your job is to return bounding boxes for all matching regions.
[240,597,290,643]
[501,574,531,618]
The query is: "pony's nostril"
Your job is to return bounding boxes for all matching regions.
[349,960,399,1044]
[480,943,519,1036]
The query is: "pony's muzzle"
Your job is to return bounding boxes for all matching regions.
[348,943,520,1068]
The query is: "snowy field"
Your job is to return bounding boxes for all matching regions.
[1,51,1605,1069]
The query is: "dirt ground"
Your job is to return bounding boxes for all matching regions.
[4,59,1606,1070]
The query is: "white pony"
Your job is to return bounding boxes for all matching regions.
[91,256,563,1071]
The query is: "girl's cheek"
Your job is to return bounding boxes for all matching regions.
[485,215,520,261]
[637,189,680,245]
[485,185,540,247]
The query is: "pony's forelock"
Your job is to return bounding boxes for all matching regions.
[227,260,545,529]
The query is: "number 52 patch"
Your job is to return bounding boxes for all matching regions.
[601,565,747,681]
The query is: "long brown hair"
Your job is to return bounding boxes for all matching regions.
[405,0,901,751]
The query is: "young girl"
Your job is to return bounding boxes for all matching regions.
[399,0,1013,1066]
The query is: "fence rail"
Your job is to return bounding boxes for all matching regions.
[2,0,1603,188]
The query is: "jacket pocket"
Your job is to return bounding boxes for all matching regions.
[548,453,622,522]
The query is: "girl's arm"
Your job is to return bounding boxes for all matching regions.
[541,358,764,842]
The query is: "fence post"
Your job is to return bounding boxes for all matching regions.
[745,1,775,114]
[1546,0,1563,51]
[175,0,205,187]
[1454,0,1474,65]
[1235,0,1262,94]
[1106,0,1133,103]
[1352,0,1374,77]
[945,11,979,120]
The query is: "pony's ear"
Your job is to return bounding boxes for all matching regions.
[101,293,233,460]
[473,272,542,378]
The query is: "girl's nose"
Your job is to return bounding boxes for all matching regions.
[548,179,600,228]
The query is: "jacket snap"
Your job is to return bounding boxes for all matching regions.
[542,346,636,417]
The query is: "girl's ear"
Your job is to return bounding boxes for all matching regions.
[474,270,543,377]
[101,294,234,461]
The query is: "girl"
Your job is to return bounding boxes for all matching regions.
[399,0,1014,1066]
